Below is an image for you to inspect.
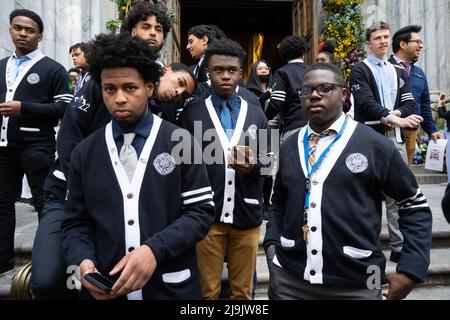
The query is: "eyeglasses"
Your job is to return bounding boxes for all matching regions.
[297,83,343,97]
[408,39,423,45]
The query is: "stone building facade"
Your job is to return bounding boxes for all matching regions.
[0,0,116,69]
[0,0,449,99]
[362,0,450,100]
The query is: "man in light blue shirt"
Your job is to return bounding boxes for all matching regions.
[349,21,423,264]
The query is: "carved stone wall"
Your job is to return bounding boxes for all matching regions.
[0,0,116,69]
[362,0,449,98]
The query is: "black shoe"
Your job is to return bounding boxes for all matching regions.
[390,251,401,263]
[16,197,33,205]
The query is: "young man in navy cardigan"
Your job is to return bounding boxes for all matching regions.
[61,33,214,300]
[0,9,72,275]
[179,39,270,299]
[264,63,432,300]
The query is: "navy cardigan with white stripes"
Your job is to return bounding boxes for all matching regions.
[264,119,432,287]
[265,61,309,133]
[0,56,72,147]
[349,60,415,137]
[179,96,269,230]
[62,116,215,299]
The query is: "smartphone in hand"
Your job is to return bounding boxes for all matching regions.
[84,273,115,292]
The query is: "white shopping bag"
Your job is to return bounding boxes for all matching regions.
[425,139,447,172]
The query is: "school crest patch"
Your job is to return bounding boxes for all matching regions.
[153,152,176,175]
[27,73,40,84]
[345,153,368,174]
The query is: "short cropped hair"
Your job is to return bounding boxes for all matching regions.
[69,42,90,55]
[168,62,197,92]
[205,39,246,67]
[187,24,227,45]
[278,36,309,62]
[392,25,422,53]
[68,67,80,74]
[170,63,196,81]
[86,32,161,85]
[366,21,390,41]
[10,9,44,33]
[120,1,172,39]
[303,63,345,86]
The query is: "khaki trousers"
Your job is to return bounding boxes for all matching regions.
[196,223,261,300]
[403,128,419,167]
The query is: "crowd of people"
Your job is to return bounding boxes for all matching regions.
[0,1,447,301]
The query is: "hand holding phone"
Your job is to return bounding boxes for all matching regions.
[84,273,115,292]
[228,145,254,173]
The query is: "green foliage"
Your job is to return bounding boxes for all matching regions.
[320,0,366,79]
[106,0,175,32]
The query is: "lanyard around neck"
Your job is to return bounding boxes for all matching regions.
[303,116,349,210]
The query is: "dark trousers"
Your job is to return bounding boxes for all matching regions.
[0,145,54,273]
[30,197,78,299]
[266,253,382,300]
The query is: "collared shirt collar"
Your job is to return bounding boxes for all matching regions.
[367,55,388,66]
[392,54,412,73]
[112,111,154,142]
[12,48,40,61]
[211,93,241,111]
[288,58,304,64]
[392,55,406,65]
[155,58,164,67]
[307,112,346,136]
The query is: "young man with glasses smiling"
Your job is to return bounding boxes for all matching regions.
[389,25,441,167]
[263,63,432,300]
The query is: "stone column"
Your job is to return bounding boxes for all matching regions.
[0,0,116,69]
[362,0,449,99]
[0,1,15,58]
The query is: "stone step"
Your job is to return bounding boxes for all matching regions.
[404,284,450,300]
[415,174,448,185]
[411,165,445,175]
[411,165,447,185]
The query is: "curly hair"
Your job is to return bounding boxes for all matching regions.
[10,9,44,33]
[187,24,227,45]
[69,42,90,55]
[278,36,309,62]
[205,39,246,67]
[169,62,196,82]
[120,1,172,39]
[86,32,161,85]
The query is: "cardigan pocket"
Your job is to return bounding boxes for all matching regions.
[162,268,191,284]
[280,236,295,248]
[19,127,40,132]
[343,246,372,259]
[244,198,259,205]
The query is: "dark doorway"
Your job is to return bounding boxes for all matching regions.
[180,0,293,80]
